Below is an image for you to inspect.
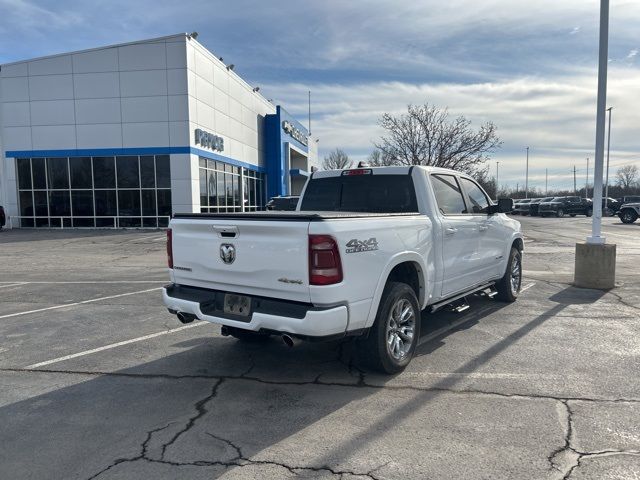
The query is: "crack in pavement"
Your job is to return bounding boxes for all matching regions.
[84,381,384,479]
[548,400,640,479]
[3,367,640,404]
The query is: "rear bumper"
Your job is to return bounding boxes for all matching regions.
[162,284,349,338]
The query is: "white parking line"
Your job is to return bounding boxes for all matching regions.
[521,282,536,292]
[0,283,27,289]
[0,281,166,284]
[0,287,163,320]
[26,321,206,369]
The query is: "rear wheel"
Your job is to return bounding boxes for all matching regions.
[556,208,564,218]
[495,247,522,302]
[620,209,638,224]
[585,208,593,217]
[360,282,420,374]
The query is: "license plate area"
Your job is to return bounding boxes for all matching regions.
[223,293,251,317]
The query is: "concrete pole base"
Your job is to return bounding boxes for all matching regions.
[574,242,616,290]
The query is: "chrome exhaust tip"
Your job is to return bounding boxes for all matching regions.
[281,334,299,348]
[176,312,195,324]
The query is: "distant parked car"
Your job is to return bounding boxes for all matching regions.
[529,197,553,216]
[618,202,640,224]
[265,196,299,211]
[602,197,621,216]
[538,196,593,218]
[512,198,532,215]
[0,205,5,230]
[617,196,640,205]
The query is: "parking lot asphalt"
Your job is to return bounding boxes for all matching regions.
[0,216,638,479]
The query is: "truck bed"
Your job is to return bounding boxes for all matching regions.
[172,211,419,221]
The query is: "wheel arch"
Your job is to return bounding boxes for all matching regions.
[365,253,429,329]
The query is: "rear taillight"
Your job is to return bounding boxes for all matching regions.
[167,228,173,269]
[309,235,343,285]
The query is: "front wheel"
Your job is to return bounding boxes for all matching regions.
[556,208,564,218]
[585,208,593,217]
[620,209,638,224]
[495,247,522,302]
[360,282,421,374]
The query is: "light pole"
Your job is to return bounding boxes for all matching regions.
[525,146,529,199]
[604,106,612,213]
[545,168,548,195]
[586,157,589,198]
[495,161,499,201]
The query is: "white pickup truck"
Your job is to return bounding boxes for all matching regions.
[163,166,523,373]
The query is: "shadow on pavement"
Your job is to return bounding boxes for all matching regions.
[0,286,594,479]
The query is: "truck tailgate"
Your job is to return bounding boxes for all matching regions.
[170,217,311,303]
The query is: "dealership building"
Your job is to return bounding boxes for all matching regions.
[0,33,316,228]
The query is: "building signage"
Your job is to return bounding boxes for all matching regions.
[195,128,224,152]
[281,120,308,146]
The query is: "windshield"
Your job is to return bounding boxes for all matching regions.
[300,174,418,213]
[551,197,564,202]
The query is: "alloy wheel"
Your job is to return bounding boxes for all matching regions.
[386,298,416,361]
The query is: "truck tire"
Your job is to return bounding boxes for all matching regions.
[556,208,564,218]
[620,209,638,224]
[361,282,421,374]
[224,326,270,342]
[495,247,522,302]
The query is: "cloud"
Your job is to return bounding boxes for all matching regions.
[264,66,640,189]
[570,26,581,35]
[627,49,638,59]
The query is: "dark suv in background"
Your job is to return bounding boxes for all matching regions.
[539,196,593,217]
[0,205,5,230]
[512,198,532,215]
[528,197,554,216]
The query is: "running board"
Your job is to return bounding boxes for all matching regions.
[430,282,496,313]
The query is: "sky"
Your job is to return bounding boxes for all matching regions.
[1,0,638,192]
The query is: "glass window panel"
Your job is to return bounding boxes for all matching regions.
[116,156,140,188]
[17,158,32,189]
[69,157,92,189]
[459,177,490,214]
[48,191,71,216]
[217,171,225,207]
[157,189,172,217]
[95,190,117,216]
[34,191,48,216]
[142,217,157,228]
[199,157,207,169]
[72,190,94,216]
[199,168,208,208]
[142,190,156,216]
[21,218,34,227]
[208,170,217,207]
[140,156,155,188]
[207,159,215,170]
[225,163,233,173]
[232,166,239,175]
[158,217,169,228]
[155,155,171,188]
[19,191,33,216]
[47,157,69,189]
[35,217,50,227]
[119,217,141,228]
[431,174,467,215]
[32,158,47,189]
[117,190,141,216]
[73,218,95,227]
[93,157,115,188]
[225,173,234,206]
[243,175,249,209]
[96,217,115,228]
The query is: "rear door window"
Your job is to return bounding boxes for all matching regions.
[300,174,418,213]
[459,177,490,214]
[431,174,467,215]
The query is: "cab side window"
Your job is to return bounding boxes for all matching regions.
[459,177,490,214]
[431,174,467,215]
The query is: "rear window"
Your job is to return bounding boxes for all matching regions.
[300,174,418,213]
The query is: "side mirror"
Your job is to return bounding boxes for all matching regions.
[489,198,513,214]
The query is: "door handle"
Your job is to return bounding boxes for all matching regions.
[479,224,489,232]
[445,227,458,235]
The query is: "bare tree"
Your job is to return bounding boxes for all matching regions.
[473,165,497,199]
[322,148,352,170]
[615,165,639,190]
[374,103,502,174]
[367,149,396,167]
